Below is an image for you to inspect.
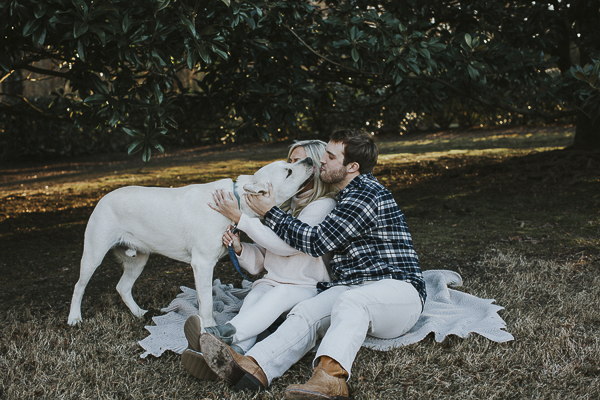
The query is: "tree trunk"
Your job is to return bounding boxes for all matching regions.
[1,70,23,104]
[573,110,600,150]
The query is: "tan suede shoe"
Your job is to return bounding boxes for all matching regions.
[200,333,268,391]
[181,349,218,381]
[285,366,350,400]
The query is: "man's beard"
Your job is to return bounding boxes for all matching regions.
[320,165,347,184]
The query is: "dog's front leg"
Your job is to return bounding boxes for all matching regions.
[191,254,217,328]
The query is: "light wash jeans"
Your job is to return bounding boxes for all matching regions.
[246,279,422,384]
[229,282,317,353]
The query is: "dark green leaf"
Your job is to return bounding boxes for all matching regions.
[417,47,430,59]
[154,84,164,105]
[89,26,107,46]
[128,139,145,155]
[571,66,587,82]
[72,0,89,18]
[211,46,228,60]
[150,139,165,154]
[23,19,40,37]
[34,3,48,18]
[77,40,86,62]
[165,117,178,129]
[464,33,472,48]
[33,27,47,48]
[83,94,107,105]
[123,127,141,137]
[142,146,152,162]
[154,0,170,17]
[467,64,480,80]
[74,21,89,38]
[122,13,131,33]
[154,127,168,135]
[332,39,351,47]
[181,16,197,38]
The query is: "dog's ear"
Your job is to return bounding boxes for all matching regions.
[243,182,269,195]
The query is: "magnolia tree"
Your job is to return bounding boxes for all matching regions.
[1,0,599,160]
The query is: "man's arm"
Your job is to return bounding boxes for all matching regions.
[267,197,378,257]
[245,182,380,257]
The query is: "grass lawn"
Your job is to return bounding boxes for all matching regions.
[1,124,599,399]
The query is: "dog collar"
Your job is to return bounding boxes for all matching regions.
[232,181,241,207]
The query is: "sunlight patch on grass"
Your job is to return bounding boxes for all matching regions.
[377,126,574,155]
[379,146,571,164]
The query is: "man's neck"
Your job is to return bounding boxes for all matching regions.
[335,172,361,191]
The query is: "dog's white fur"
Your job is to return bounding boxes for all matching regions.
[67,158,315,327]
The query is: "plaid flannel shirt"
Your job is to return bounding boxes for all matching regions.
[264,173,426,305]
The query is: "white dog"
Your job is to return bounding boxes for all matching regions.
[67,157,315,327]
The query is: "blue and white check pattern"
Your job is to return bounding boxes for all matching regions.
[264,173,426,304]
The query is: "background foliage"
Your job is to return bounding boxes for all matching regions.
[1,0,599,160]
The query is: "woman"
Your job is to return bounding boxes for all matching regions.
[182,140,337,380]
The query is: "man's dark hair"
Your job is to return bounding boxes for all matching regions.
[330,129,379,174]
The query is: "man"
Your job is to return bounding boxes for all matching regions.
[191,129,426,399]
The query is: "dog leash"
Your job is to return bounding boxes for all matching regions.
[228,226,254,282]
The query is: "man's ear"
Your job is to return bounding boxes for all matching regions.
[243,182,269,195]
[347,162,360,174]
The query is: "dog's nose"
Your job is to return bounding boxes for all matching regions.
[304,157,313,166]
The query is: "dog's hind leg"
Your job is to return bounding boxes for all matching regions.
[68,243,111,325]
[114,247,150,318]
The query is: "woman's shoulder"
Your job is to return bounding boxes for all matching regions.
[313,196,337,206]
[300,196,337,213]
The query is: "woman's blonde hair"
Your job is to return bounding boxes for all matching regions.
[281,140,338,217]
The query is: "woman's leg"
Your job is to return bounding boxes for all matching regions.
[230,284,317,347]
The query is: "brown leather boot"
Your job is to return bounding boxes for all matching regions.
[285,356,350,400]
[200,333,268,392]
[181,349,218,381]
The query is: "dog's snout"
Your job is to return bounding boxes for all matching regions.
[303,157,313,166]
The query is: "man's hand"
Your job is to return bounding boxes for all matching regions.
[246,183,276,217]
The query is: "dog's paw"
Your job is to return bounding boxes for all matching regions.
[143,308,160,322]
[132,308,148,318]
[67,317,82,326]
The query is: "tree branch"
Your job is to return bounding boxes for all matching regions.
[0,93,65,119]
[19,64,76,82]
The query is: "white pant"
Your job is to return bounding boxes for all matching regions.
[247,279,422,384]
[229,282,317,353]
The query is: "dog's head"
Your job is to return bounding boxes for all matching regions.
[236,157,315,216]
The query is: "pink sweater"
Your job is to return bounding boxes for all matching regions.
[236,197,337,288]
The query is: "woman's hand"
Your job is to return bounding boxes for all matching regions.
[246,183,276,217]
[209,189,242,223]
[222,225,242,256]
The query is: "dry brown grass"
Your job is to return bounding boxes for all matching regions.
[1,124,599,399]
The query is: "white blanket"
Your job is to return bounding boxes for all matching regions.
[138,270,513,358]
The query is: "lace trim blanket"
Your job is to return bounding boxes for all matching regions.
[138,270,513,358]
